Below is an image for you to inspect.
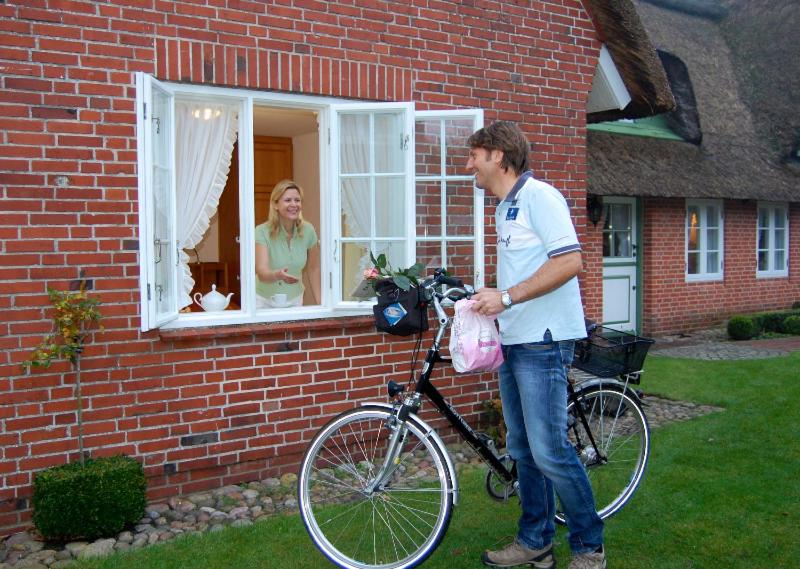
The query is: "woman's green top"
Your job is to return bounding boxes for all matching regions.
[255,221,318,302]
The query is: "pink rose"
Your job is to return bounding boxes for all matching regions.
[363,267,380,280]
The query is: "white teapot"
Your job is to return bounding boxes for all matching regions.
[193,284,234,312]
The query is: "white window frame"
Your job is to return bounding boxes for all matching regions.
[685,199,724,282]
[414,109,485,288]
[756,202,789,278]
[135,73,485,331]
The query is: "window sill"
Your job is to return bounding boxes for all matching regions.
[158,314,374,342]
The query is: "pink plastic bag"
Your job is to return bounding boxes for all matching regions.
[449,299,504,373]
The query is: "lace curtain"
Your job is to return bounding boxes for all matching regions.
[175,101,238,308]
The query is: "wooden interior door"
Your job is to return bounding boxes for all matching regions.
[216,136,293,305]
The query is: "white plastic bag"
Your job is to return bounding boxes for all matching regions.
[449,299,504,373]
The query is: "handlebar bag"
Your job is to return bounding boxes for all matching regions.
[372,279,429,337]
[449,299,504,373]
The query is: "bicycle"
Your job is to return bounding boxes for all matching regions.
[298,270,654,569]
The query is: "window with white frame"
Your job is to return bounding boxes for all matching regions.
[135,73,484,331]
[686,199,724,281]
[756,202,789,277]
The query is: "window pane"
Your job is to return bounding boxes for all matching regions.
[602,232,612,257]
[687,207,700,250]
[758,229,769,250]
[416,181,442,238]
[706,205,719,228]
[375,176,405,237]
[340,114,369,174]
[341,178,370,237]
[758,207,769,228]
[611,204,631,230]
[613,231,631,257]
[374,112,403,173]
[416,240,443,272]
[687,252,699,274]
[444,119,475,177]
[774,250,785,271]
[415,120,441,176]
[446,241,474,281]
[774,209,786,229]
[341,241,371,301]
[775,228,785,248]
[445,181,474,237]
[707,228,719,251]
[758,250,769,271]
[707,252,719,273]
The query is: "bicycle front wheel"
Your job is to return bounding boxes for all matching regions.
[298,406,454,569]
[557,386,650,525]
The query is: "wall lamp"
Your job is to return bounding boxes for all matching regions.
[587,194,604,226]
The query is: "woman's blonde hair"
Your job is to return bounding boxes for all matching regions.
[267,179,305,239]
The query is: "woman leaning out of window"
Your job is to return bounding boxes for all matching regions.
[255,180,321,308]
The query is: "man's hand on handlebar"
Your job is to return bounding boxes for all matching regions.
[472,288,505,317]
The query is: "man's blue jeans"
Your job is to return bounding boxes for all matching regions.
[499,332,604,553]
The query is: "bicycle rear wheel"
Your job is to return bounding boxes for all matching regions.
[298,406,454,569]
[556,386,650,525]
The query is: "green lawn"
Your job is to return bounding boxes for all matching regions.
[72,353,800,569]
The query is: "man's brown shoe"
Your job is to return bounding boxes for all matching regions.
[481,539,555,568]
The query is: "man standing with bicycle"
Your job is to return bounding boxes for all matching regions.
[469,121,605,569]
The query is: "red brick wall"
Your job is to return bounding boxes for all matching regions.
[0,0,601,534]
[641,198,800,335]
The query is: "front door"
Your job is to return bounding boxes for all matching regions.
[602,197,638,332]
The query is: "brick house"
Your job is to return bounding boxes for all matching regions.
[586,0,800,335]
[0,0,673,535]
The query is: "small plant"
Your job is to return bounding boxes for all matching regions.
[32,455,146,541]
[727,316,757,341]
[23,282,102,465]
[24,284,102,369]
[783,315,800,336]
[363,252,425,292]
[481,397,506,448]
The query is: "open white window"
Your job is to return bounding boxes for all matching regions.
[686,199,724,281]
[136,73,485,331]
[756,202,789,277]
[331,103,415,304]
[136,74,179,330]
[414,110,484,288]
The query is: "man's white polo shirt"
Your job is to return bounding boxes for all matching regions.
[495,171,587,344]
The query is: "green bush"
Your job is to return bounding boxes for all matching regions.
[32,455,147,541]
[783,315,800,335]
[727,316,757,340]
[754,309,800,334]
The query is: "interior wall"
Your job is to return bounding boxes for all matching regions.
[293,131,321,304]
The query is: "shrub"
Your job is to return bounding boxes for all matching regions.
[783,315,800,336]
[32,455,146,541]
[727,316,757,340]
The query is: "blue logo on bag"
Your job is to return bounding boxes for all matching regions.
[382,302,407,326]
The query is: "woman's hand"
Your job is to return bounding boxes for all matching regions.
[274,267,299,284]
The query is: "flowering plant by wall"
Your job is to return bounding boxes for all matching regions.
[363,252,425,291]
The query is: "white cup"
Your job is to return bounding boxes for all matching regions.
[271,293,288,306]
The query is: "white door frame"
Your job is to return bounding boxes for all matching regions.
[602,197,639,332]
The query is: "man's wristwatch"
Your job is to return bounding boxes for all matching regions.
[500,290,514,309]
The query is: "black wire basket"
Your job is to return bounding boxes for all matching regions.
[572,326,655,379]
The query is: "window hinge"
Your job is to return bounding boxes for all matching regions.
[328,128,331,145]
[147,283,152,301]
[143,102,147,120]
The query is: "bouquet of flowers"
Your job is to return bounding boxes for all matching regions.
[363,252,425,292]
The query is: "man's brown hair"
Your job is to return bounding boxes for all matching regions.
[467,121,530,176]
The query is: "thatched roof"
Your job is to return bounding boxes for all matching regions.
[720,0,800,164]
[584,0,676,121]
[588,0,800,201]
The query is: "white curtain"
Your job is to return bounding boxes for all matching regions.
[339,115,374,287]
[175,100,238,308]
